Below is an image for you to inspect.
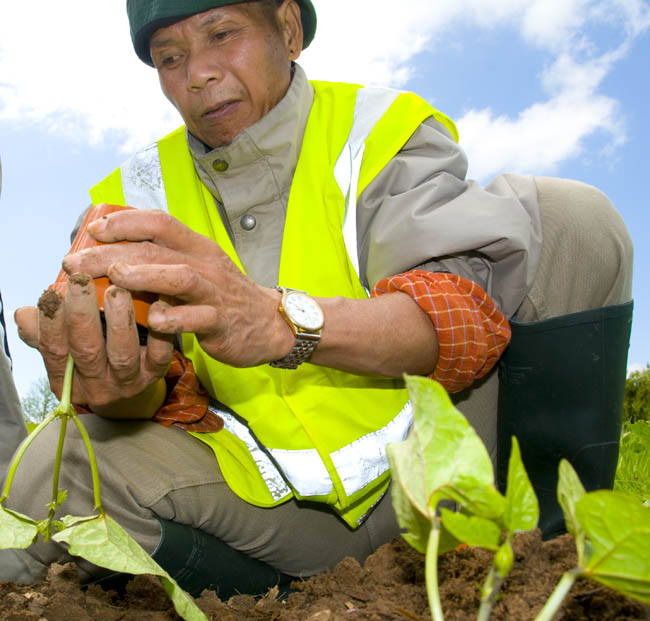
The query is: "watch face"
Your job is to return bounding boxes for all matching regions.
[285,292,324,331]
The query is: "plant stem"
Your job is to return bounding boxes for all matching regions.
[425,519,445,621]
[45,414,69,538]
[57,354,104,512]
[477,566,504,621]
[70,412,104,513]
[0,409,58,503]
[59,355,75,413]
[535,569,580,621]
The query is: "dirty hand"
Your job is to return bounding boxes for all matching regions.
[15,276,174,416]
[62,209,292,367]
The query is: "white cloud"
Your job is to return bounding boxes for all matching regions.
[0,2,182,152]
[0,0,648,174]
[459,47,628,180]
[455,0,649,180]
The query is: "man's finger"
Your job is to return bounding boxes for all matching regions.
[107,262,218,305]
[86,208,223,258]
[144,302,176,376]
[147,303,222,337]
[36,289,68,369]
[33,289,68,396]
[64,273,107,380]
[14,306,39,349]
[103,285,141,382]
[62,240,184,277]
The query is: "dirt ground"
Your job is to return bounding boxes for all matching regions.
[1,529,648,620]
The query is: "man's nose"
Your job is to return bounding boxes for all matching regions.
[186,49,224,90]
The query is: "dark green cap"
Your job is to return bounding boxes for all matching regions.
[127,0,317,67]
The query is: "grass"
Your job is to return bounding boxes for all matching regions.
[614,420,650,506]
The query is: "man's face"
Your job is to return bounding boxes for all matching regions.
[150,2,301,149]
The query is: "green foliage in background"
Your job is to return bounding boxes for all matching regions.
[615,421,650,505]
[623,365,650,423]
[21,376,58,424]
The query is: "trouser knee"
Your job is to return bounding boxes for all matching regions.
[519,177,633,322]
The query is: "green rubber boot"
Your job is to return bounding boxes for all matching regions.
[90,518,296,599]
[497,301,633,539]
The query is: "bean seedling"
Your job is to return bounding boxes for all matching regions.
[387,374,650,620]
[0,354,207,621]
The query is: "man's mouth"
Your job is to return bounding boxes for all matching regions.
[202,100,239,119]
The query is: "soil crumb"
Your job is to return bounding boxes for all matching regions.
[1,531,647,620]
[69,272,91,286]
[37,288,62,319]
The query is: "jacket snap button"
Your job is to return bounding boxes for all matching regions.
[240,214,257,230]
[212,159,229,172]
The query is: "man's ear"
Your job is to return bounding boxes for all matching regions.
[279,0,303,61]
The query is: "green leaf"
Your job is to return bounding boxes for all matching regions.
[576,490,650,604]
[439,508,501,551]
[503,436,538,532]
[387,375,499,523]
[390,477,431,553]
[443,482,506,520]
[46,489,67,514]
[557,459,586,537]
[0,505,39,549]
[557,459,586,563]
[494,541,514,578]
[54,514,207,620]
[438,520,463,555]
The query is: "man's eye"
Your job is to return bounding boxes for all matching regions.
[212,30,231,42]
[160,54,181,66]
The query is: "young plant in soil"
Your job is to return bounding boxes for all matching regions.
[387,374,650,621]
[536,458,650,620]
[0,354,207,621]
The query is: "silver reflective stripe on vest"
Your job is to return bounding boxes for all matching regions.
[268,399,412,498]
[208,405,292,502]
[268,447,333,497]
[332,400,412,496]
[121,142,168,212]
[333,87,401,289]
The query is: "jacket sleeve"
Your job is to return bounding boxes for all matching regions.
[356,116,542,319]
[371,270,511,392]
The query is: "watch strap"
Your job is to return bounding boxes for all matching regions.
[269,333,320,369]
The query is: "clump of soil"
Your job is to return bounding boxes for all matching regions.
[69,273,91,287]
[1,530,648,620]
[37,289,62,319]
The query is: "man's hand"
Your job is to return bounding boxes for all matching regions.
[15,274,174,417]
[61,209,294,368]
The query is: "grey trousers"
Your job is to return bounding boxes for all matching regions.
[0,176,633,584]
[0,350,27,481]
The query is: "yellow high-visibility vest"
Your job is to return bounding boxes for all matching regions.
[91,80,458,527]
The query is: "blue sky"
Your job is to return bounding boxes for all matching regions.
[1,0,649,398]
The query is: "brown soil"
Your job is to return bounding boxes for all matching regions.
[37,289,62,319]
[1,530,648,620]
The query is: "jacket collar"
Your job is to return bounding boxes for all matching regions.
[187,63,314,208]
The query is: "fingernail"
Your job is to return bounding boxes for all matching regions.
[110,261,130,277]
[87,217,107,235]
[63,248,90,273]
[68,273,92,288]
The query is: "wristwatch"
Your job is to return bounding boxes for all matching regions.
[270,287,324,369]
